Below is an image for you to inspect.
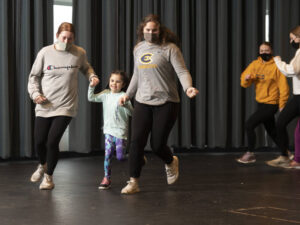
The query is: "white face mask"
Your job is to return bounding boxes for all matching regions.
[55,40,72,51]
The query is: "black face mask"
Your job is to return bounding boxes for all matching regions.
[259,53,272,61]
[291,41,299,50]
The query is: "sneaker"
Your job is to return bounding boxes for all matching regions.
[39,173,55,190]
[143,155,147,165]
[30,164,46,183]
[287,150,294,160]
[282,160,300,169]
[165,156,179,185]
[266,155,291,168]
[121,178,140,194]
[98,177,111,190]
[236,152,256,164]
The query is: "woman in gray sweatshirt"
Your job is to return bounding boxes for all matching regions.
[119,14,199,194]
[28,22,99,190]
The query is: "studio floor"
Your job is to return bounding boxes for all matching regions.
[0,152,300,225]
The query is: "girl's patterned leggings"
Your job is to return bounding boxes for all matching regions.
[104,134,127,179]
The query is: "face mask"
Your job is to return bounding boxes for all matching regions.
[56,40,72,51]
[259,53,272,61]
[291,41,299,50]
[144,33,159,43]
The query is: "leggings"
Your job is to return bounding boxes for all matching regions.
[34,116,72,175]
[277,95,300,156]
[129,101,179,178]
[294,120,300,163]
[104,134,126,179]
[245,103,278,151]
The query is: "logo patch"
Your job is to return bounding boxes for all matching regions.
[140,53,153,64]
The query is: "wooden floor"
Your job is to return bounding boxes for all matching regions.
[0,152,300,225]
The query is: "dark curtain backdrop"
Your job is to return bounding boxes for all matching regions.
[0,0,53,159]
[71,0,267,153]
[2,0,298,158]
[270,0,300,148]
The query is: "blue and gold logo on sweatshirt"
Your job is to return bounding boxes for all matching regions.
[140,53,153,64]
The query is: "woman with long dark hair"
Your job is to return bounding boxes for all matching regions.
[119,14,198,194]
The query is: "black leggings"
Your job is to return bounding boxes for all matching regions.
[245,103,278,151]
[277,95,300,156]
[129,101,179,178]
[34,116,72,175]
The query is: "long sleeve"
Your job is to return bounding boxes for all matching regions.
[276,71,290,109]
[27,50,44,100]
[274,49,300,77]
[126,63,139,99]
[169,44,192,91]
[240,62,256,88]
[87,86,107,102]
[79,48,97,80]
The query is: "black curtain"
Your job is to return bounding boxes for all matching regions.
[71,0,267,153]
[0,0,53,159]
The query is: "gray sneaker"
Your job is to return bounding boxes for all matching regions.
[266,155,291,168]
[236,152,256,164]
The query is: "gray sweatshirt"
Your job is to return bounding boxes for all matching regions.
[28,44,96,117]
[126,41,193,105]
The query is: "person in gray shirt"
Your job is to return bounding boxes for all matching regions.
[28,22,99,190]
[119,14,199,194]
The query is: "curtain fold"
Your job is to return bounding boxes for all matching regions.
[0,0,53,159]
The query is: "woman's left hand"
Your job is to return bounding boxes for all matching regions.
[186,87,199,98]
[90,77,100,87]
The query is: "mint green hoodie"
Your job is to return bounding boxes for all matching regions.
[88,87,133,140]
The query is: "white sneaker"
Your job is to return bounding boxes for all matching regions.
[39,173,55,190]
[30,164,46,183]
[121,178,140,194]
[266,155,291,168]
[287,150,294,160]
[165,156,179,185]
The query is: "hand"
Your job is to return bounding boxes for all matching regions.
[119,94,129,106]
[186,87,199,98]
[90,77,99,87]
[245,74,252,81]
[34,95,47,104]
[274,56,281,61]
[279,107,283,112]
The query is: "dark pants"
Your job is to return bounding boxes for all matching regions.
[34,116,72,175]
[277,95,300,156]
[129,101,179,178]
[294,120,300,162]
[245,103,278,151]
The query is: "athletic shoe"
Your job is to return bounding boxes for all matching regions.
[165,156,179,185]
[98,177,111,190]
[143,155,147,165]
[39,173,55,190]
[266,155,290,168]
[30,164,46,183]
[287,150,294,160]
[282,160,300,169]
[236,152,256,164]
[121,178,140,194]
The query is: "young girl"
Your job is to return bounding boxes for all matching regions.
[88,70,133,189]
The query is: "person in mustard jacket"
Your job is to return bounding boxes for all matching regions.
[237,42,290,164]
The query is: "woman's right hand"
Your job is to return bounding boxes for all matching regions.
[245,74,252,81]
[34,95,47,104]
[119,94,129,106]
